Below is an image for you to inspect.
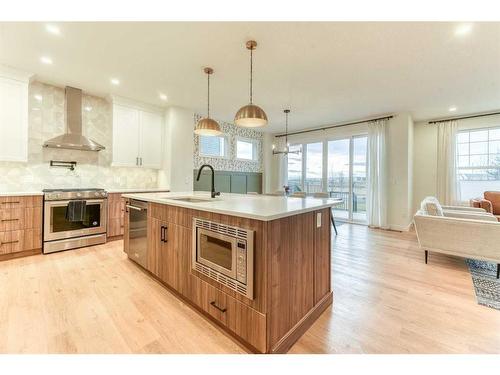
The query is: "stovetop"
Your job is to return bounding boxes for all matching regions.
[43,188,106,193]
[43,188,107,201]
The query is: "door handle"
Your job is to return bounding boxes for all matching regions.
[160,225,168,243]
[126,205,143,211]
[210,301,227,313]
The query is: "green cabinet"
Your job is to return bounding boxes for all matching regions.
[193,170,262,194]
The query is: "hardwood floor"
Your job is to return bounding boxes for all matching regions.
[0,223,499,353]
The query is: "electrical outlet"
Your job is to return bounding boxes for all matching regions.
[316,212,322,228]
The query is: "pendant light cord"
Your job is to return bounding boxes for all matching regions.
[250,48,253,104]
[285,111,288,146]
[207,72,210,118]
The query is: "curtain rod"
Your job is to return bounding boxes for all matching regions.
[428,111,500,124]
[275,115,394,138]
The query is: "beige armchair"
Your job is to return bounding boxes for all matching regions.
[414,197,500,278]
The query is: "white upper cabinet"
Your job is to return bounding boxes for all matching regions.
[111,97,164,169]
[112,104,140,167]
[139,110,163,169]
[0,67,31,162]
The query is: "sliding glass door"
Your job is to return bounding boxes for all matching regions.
[327,136,367,222]
[287,135,368,223]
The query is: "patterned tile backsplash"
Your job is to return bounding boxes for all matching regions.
[193,114,263,173]
[0,81,158,192]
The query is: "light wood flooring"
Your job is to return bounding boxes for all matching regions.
[1,224,499,353]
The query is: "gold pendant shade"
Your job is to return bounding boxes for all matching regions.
[234,40,268,128]
[195,67,222,136]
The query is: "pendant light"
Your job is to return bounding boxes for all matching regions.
[272,109,300,155]
[194,67,222,136]
[234,40,268,128]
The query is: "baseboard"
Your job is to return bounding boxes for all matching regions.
[271,292,333,354]
[107,235,123,241]
[0,248,41,262]
[389,222,413,232]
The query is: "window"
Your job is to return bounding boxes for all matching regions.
[457,127,500,201]
[236,138,258,161]
[199,135,227,158]
[286,145,302,192]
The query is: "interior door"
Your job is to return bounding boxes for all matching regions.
[112,104,140,167]
[139,110,162,169]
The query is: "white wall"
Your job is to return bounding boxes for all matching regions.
[158,106,195,192]
[413,113,500,212]
[386,112,414,230]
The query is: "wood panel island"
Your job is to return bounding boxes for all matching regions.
[122,191,337,353]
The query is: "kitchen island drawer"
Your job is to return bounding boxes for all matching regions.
[190,276,267,352]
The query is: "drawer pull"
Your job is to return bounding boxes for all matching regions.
[0,240,19,245]
[1,201,20,204]
[1,218,19,222]
[210,301,227,313]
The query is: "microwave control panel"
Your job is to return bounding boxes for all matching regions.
[236,240,247,284]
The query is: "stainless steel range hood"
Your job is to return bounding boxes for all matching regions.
[43,86,105,151]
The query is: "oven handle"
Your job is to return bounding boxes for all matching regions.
[45,199,106,206]
[126,204,145,212]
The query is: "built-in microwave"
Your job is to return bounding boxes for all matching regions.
[192,218,254,299]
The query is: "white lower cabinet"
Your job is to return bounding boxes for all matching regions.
[112,100,163,169]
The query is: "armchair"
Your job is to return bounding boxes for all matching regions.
[471,191,500,221]
[415,197,500,278]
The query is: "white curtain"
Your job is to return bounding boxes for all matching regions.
[367,119,389,229]
[436,120,461,205]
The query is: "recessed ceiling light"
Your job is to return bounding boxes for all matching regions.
[110,78,120,85]
[455,24,473,36]
[40,56,53,65]
[449,106,457,112]
[45,24,60,35]
[34,94,43,101]
[84,106,92,112]
[159,93,168,101]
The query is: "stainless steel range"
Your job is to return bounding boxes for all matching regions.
[43,188,108,254]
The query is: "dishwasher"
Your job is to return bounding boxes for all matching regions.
[125,199,148,268]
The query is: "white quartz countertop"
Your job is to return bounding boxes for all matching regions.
[122,191,343,221]
[106,188,170,193]
[0,191,44,197]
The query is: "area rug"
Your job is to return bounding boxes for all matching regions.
[465,259,500,310]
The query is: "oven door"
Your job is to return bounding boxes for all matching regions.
[196,228,238,279]
[44,199,107,241]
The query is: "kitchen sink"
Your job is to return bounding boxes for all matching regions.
[168,197,218,203]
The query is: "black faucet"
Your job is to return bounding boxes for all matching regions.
[196,164,220,199]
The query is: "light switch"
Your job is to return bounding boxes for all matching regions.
[316,212,322,228]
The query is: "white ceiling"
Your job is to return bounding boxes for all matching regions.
[1,22,499,132]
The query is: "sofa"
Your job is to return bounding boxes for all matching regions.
[414,196,500,278]
[471,191,500,221]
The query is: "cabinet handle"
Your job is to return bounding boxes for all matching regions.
[1,201,20,204]
[160,225,168,243]
[160,225,165,242]
[0,240,19,246]
[210,301,227,313]
[1,218,19,222]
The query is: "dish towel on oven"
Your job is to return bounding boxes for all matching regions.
[65,200,86,222]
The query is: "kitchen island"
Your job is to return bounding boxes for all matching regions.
[122,191,339,353]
